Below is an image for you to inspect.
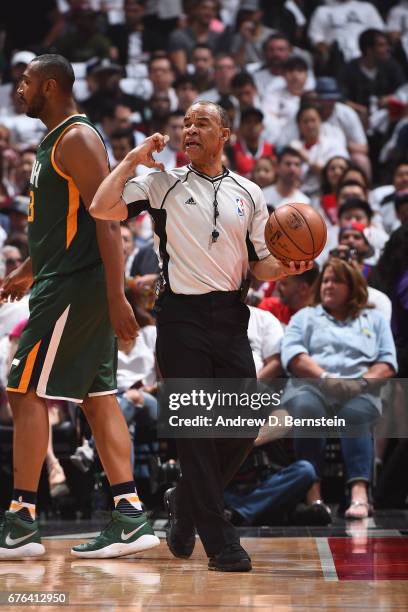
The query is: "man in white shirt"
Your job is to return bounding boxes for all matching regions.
[309,0,384,63]
[263,146,310,209]
[247,305,283,378]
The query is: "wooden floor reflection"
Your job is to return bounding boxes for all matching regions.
[0,537,408,611]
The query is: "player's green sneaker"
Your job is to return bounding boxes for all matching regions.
[0,511,45,559]
[71,511,160,558]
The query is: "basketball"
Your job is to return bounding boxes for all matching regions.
[264,203,327,265]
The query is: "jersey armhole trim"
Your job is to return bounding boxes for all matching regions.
[51,122,107,181]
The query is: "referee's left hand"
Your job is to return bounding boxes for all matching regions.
[279,260,314,276]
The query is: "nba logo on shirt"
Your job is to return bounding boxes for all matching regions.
[236,197,245,216]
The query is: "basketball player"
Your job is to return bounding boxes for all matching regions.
[90,101,312,571]
[0,55,160,560]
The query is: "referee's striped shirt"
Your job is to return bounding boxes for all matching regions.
[122,164,270,295]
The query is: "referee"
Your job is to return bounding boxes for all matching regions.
[90,101,312,572]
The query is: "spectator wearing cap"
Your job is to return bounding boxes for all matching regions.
[339,29,405,131]
[54,5,112,62]
[230,107,274,178]
[312,77,370,178]
[261,56,308,144]
[107,0,164,66]
[168,0,223,75]
[0,51,36,117]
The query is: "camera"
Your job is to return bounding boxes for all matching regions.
[329,246,358,262]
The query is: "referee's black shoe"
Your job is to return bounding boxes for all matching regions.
[208,543,252,572]
[164,487,195,559]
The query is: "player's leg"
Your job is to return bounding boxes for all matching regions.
[0,389,48,559]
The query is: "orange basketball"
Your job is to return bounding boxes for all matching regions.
[264,203,327,265]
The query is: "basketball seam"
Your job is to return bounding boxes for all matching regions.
[273,209,311,257]
[286,204,316,258]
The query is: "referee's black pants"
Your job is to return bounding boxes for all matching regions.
[156,290,256,557]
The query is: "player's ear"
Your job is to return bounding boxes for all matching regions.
[221,127,230,142]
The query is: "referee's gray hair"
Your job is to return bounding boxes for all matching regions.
[190,100,230,129]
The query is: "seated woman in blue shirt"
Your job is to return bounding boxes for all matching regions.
[281,258,397,521]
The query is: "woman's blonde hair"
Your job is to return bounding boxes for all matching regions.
[314,258,369,319]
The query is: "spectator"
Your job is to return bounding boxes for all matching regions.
[258,264,320,326]
[281,258,397,522]
[107,0,164,66]
[168,0,222,74]
[393,190,408,226]
[387,1,408,44]
[144,55,177,110]
[339,29,405,130]
[262,56,309,143]
[231,72,260,114]
[252,156,276,192]
[309,0,384,69]
[111,128,135,166]
[376,223,408,376]
[338,197,388,261]
[13,148,36,197]
[0,51,36,117]
[247,301,284,379]
[337,180,369,207]
[54,6,112,62]
[190,43,215,93]
[254,32,315,98]
[370,160,408,234]
[319,156,351,225]
[313,77,370,178]
[230,1,275,68]
[1,196,29,235]
[262,146,310,209]
[144,92,171,136]
[291,104,348,198]
[1,86,47,150]
[152,110,189,170]
[198,53,238,106]
[230,107,274,178]
[81,60,145,124]
[174,75,199,113]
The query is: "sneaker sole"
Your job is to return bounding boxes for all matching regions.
[164,490,195,559]
[71,534,160,559]
[0,543,45,559]
[208,560,252,572]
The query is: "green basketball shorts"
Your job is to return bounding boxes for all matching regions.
[7,264,117,403]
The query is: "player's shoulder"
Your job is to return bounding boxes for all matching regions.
[225,169,264,201]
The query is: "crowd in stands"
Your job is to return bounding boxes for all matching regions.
[1,0,408,526]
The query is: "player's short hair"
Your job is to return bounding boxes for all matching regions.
[31,54,75,93]
[190,100,230,129]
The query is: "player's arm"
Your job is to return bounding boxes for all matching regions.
[56,126,138,341]
[0,258,33,301]
[89,133,169,221]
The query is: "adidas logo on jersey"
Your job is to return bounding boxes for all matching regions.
[185,197,197,205]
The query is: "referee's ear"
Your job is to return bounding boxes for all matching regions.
[221,127,230,143]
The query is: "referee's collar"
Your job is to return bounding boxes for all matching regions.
[187,164,229,183]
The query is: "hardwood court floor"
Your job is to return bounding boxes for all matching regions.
[1,537,408,611]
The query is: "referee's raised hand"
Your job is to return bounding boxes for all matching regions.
[125,133,169,171]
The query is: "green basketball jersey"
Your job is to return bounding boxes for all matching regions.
[28,114,104,280]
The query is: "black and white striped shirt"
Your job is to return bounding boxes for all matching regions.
[122,165,270,295]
